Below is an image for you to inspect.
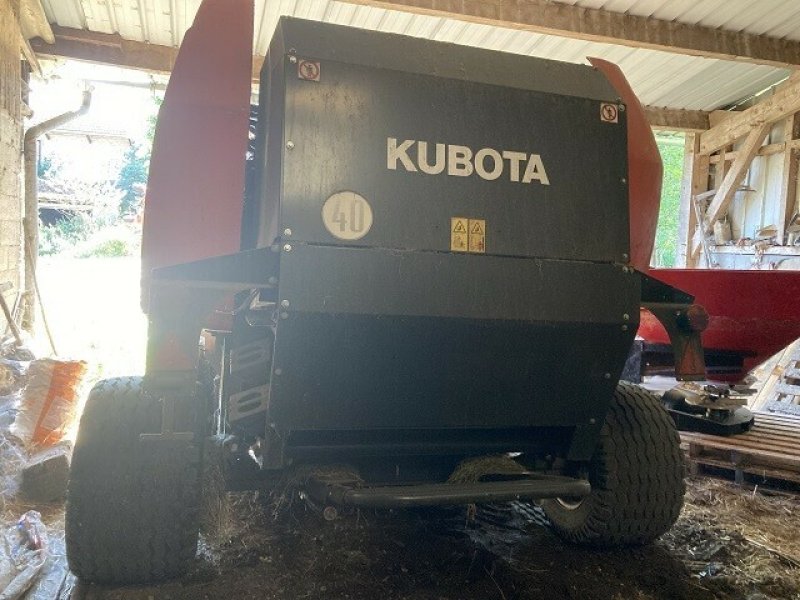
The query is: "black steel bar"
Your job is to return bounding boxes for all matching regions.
[305,476,590,509]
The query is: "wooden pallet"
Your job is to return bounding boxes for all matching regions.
[751,338,800,416]
[681,411,800,484]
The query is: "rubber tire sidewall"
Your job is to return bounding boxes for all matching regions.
[543,381,685,547]
[66,377,202,584]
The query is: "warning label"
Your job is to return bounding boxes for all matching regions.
[468,219,486,253]
[600,102,619,123]
[451,217,486,253]
[298,59,321,82]
[451,217,468,252]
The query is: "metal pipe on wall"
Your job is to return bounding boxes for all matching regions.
[21,88,91,329]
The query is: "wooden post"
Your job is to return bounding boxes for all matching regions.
[778,113,800,244]
[678,134,709,267]
[689,124,769,262]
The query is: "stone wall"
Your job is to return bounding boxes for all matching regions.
[0,0,23,310]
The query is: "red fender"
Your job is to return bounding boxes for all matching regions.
[141,0,253,312]
[588,58,662,272]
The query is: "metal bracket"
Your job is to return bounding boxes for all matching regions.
[640,272,707,381]
[140,396,195,442]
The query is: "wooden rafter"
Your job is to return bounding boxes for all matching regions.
[708,139,800,163]
[33,27,715,132]
[644,107,709,132]
[778,113,800,244]
[677,133,707,267]
[343,0,800,68]
[690,124,770,261]
[699,74,800,154]
[32,26,265,79]
[19,0,53,44]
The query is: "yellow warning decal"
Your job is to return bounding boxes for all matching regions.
[451,217,486,253]
[451,217,468,252]
[468,219,486,253]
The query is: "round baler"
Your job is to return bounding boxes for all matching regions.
[65,2,706,585]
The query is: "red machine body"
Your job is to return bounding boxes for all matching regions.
[140,0,253,313]
[588,58,662,273]
[639,269,800,380]
[590,58,800,383]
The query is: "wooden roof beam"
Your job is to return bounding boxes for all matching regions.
[699,73,800,154]
[690,124,770,260]
[31,26,265,80]
[19,0,53,44]
[31,28,716,132]
[344,0,800,68]
[644,107,709,132]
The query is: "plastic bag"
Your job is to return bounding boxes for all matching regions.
[0,511,48,600]
[0,360,27,397]
[11,359,87,450]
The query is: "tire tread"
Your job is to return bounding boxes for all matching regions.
[65,377,201,584]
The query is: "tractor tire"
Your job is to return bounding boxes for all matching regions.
[66,377,201,584]
[542,381,685,546]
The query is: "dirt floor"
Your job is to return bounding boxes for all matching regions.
[12,477,783,600]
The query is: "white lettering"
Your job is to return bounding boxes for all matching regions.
[417,141,446,175]
[386,138,549,185]
[502,151,527,183]
[475,148,503,181]
[387,138,417,171]
[447,145,473,177]
[522,154,550,185]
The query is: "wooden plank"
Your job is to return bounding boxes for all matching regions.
[678,435,800,467]
[755,411,800,424]
[18,28,41,75]
[346,0,800,68]
[734,430,800,445]
[746,420,800,434]
[775,382,800,395]
[690,124,770,260]
[644,107,710,132]
[709,110,739,128]
[699,73,800,154]
[680,426,800,446]
[752,343,800,411]
[708,139,800,163]
[682,429,800,454]
[708,435,800,455]
[687,456,800,484]
[32,26,265,80]
[19,0,54,44]
[778,114,800,244]
[678,134,709,267]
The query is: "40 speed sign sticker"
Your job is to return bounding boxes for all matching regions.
[322,191,374,241]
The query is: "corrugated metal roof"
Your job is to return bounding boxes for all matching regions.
[40,0,796,111]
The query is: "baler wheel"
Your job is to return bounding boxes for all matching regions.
[66,377,201,584]
[542,381,685,546]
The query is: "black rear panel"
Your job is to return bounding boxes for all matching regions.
[248,18,637,464]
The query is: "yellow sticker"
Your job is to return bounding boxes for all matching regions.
[468,219,486,253]
[451,217,486,253]
[451,217,468,252]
